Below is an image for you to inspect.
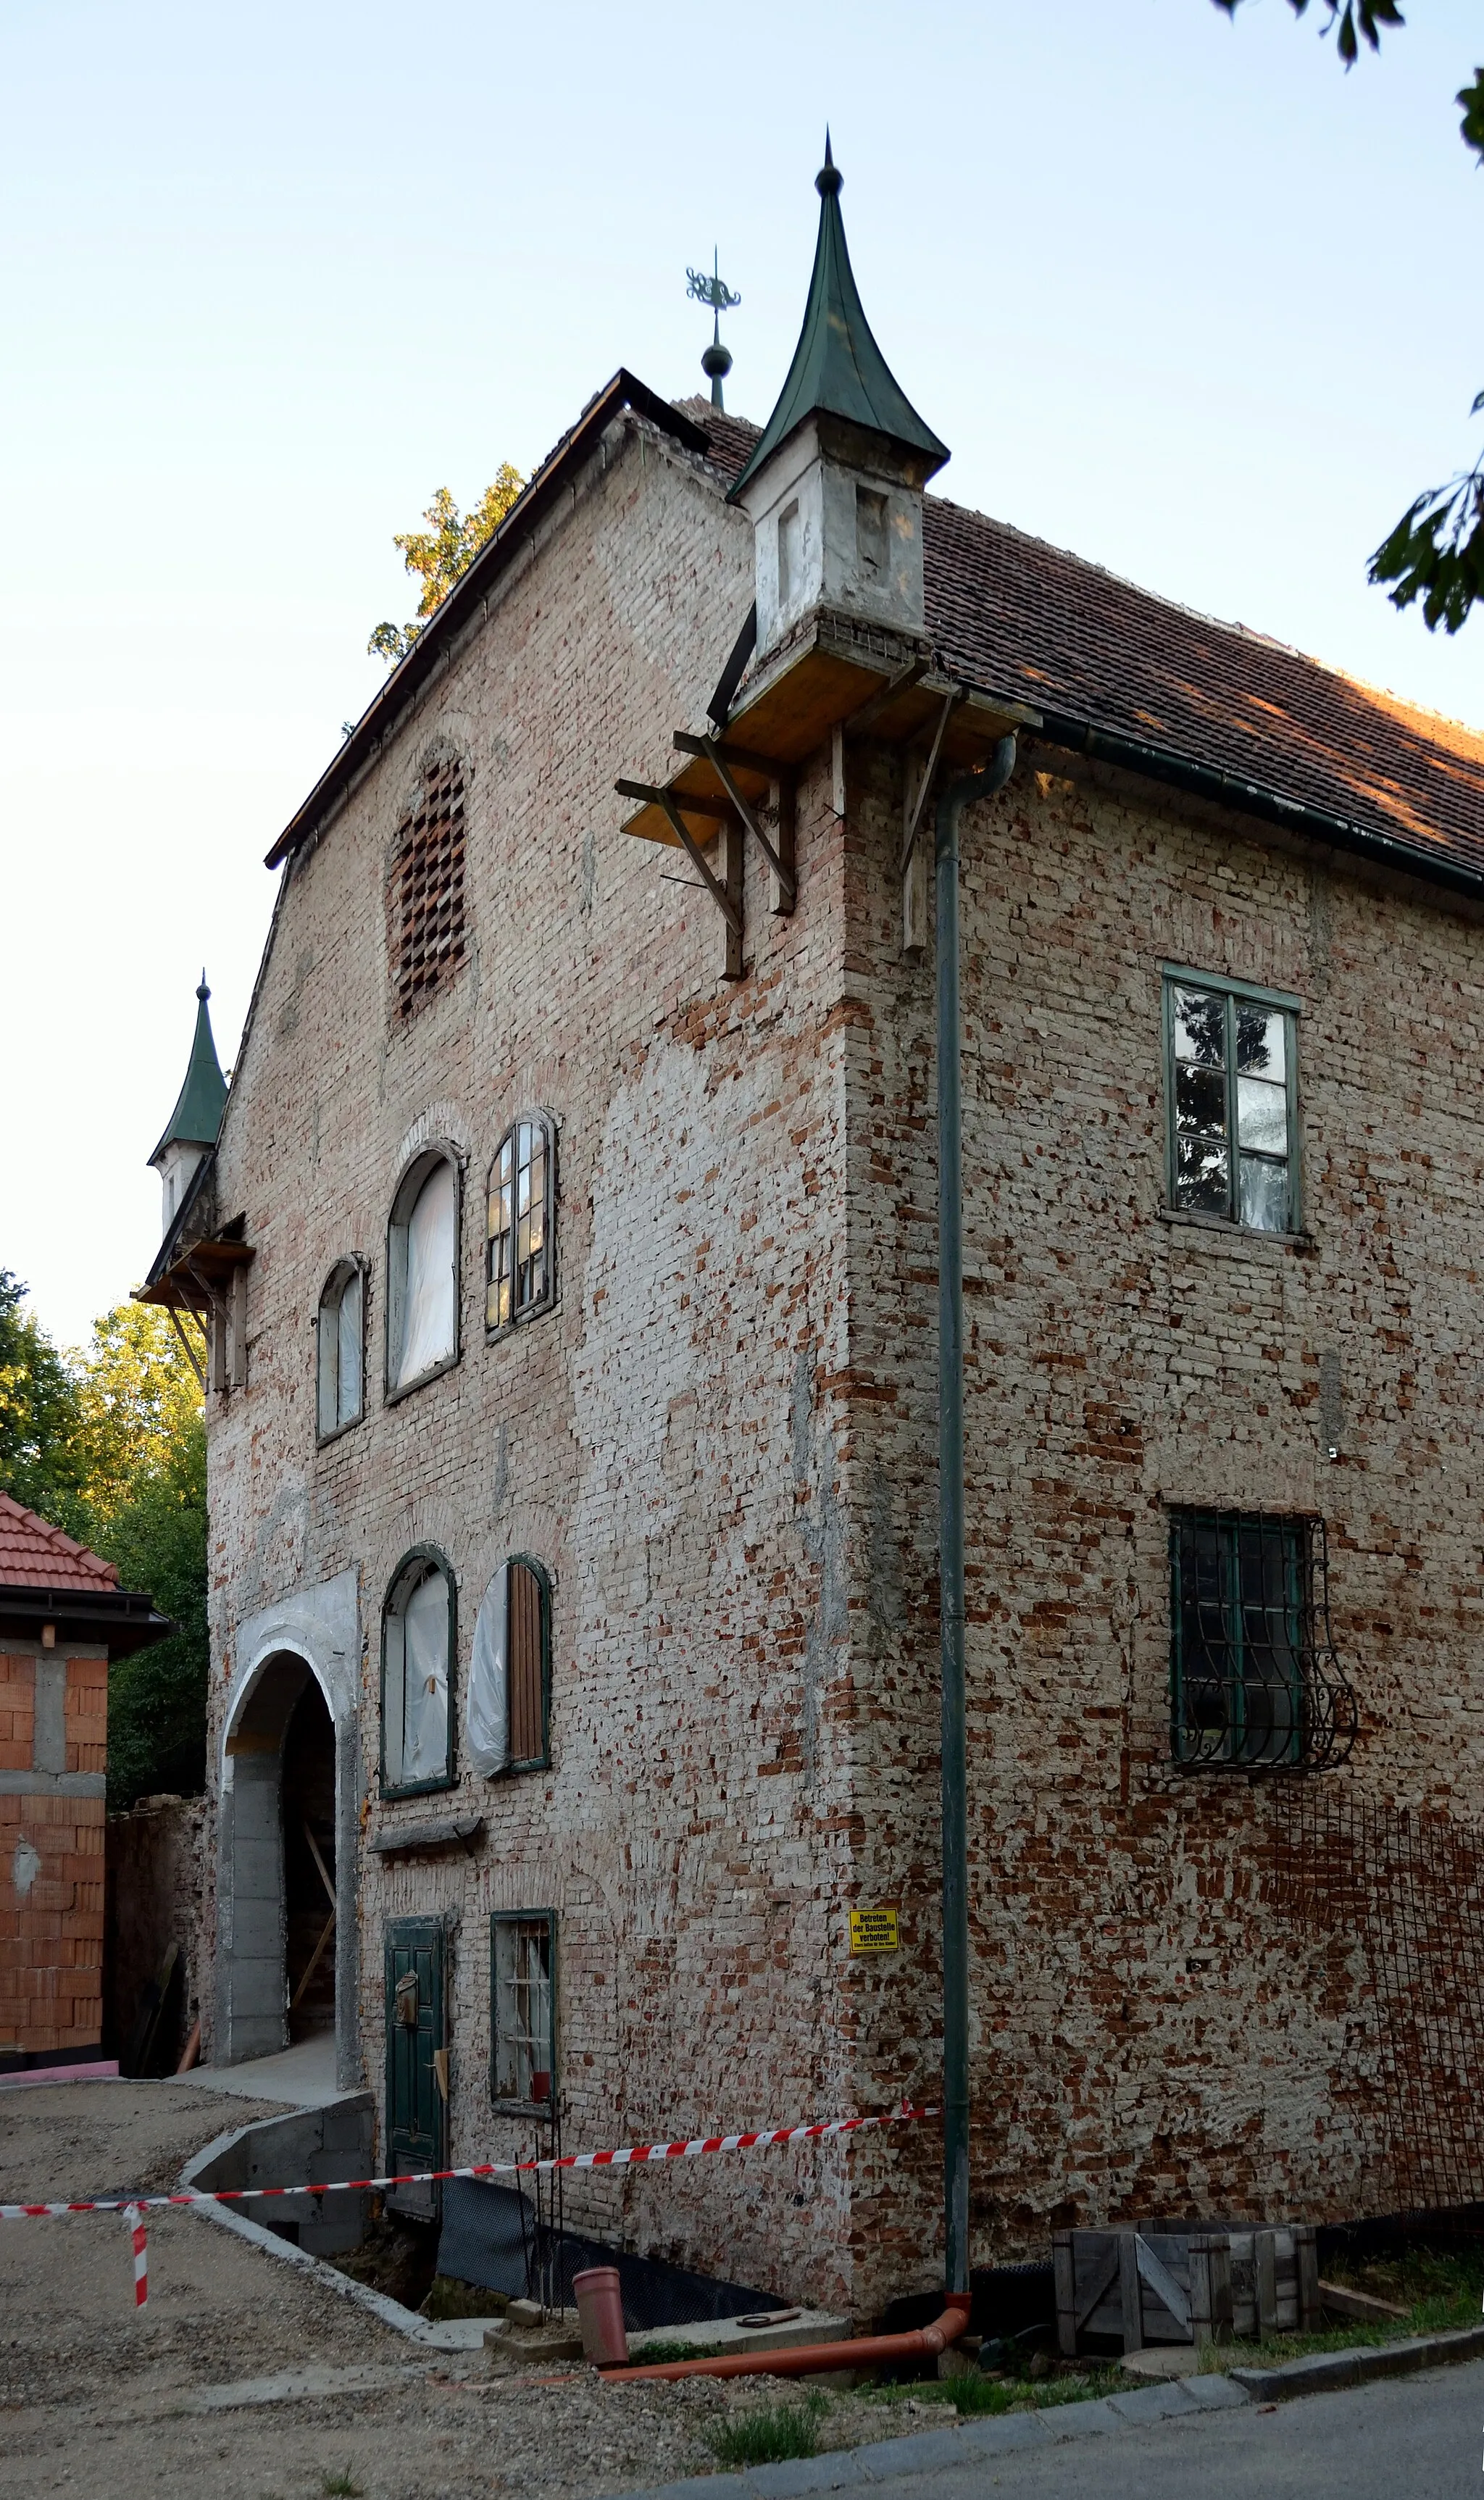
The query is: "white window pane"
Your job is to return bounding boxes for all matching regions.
[317,1293,338,1438]
[383,1609,407,1786]
[1172,988,1225,1066]
[1235,1004,1286,1083]
[400,1569,449,1782]
[1239,1155,1289,1233]
[466,1570,509,1778]
[397,1161,457,1384]
[337,1270,362,1425]
[1237,1074,1288,1154]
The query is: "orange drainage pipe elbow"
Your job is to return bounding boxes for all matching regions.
[601,2299,971,2384]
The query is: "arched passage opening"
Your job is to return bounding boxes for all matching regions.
[221,1651,341,2067]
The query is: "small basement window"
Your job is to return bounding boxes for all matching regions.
[465,1557,551,1776]
[382,1549,456,1795]
[391,755,467,1020]
[1170,1509,1356,1772]
[388,1153,459,1394]
[491,1909,555,2109]
[486,1117,554,1333]
[1164,971,1299,1234]
[316,1261,364,1440]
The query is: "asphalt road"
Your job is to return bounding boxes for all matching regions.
[839,2359,1484,2500]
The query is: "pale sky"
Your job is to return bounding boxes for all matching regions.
[2,0,1478,1347]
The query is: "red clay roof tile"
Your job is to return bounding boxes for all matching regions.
[0,1493,117,1593]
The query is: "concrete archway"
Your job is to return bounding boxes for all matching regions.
[216,1571,362,2084]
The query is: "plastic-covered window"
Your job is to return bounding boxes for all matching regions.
[383,1554,455,1793]
[317,1264,364,1438]
[390,1157,458,1391]
[486,1119,553,1332]
[466,1557,550,1776]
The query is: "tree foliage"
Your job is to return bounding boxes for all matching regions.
[369,465,525,665]
[0,1277,207,1808]
[1214,1,1484,632]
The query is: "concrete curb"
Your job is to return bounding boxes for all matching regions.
[1228,2321,1484,2401]
[606,2373,1249,2499]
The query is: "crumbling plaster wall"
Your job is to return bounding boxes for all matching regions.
[204,413,892,2314]
[836,733,1484,2278]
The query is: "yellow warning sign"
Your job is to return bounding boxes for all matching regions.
[849,1907,900,1955]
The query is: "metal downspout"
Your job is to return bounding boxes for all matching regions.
[935,733,1017,2298]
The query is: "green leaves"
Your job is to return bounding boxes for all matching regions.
[1211,0,1404,62]
[1459,67,1484,163]
[1370,449,1484,636]
[368,465,525,667]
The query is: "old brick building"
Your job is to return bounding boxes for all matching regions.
[0,1495,167,2075]
[143,150,1484,2319]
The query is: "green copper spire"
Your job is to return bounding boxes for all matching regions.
[728,138,949,501]
[149,974,228,1164]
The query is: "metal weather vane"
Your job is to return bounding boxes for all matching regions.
[686,250,740,411]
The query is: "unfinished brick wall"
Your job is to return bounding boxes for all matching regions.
[202,402,1484,2322]
[0,1649,107,2054]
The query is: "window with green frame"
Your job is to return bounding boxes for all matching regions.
[1169,1509,1356,1773]
[1164,970,1299,1233]
[491,1909,555,2110]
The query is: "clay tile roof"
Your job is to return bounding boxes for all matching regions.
[0,1492,118,1593]
[694,406,1484,889]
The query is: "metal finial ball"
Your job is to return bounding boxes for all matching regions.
[701,341,733,380]
[816,158,842,197]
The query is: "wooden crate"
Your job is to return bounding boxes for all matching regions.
[1053,2224,1320,2354]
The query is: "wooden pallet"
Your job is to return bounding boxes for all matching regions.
[1052,2224,1320,2354]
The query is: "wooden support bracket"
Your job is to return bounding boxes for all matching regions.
[694,734,795,912]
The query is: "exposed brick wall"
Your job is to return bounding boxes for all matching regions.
[203,408,1484,2320]
[0,1651,107,2054]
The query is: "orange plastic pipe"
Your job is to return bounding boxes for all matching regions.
[602,2298,971,2383]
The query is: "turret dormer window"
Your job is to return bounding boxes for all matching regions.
[387,1153,459,1396]
[316,1261,364,1441]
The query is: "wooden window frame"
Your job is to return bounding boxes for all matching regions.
[485,1114,556,1338]
[380,1544,458,1801]
[489,1907,556,2115]
[505,1554,552,1774]
[315,1257,367,1447]
[385,1148,462,1404]
[1161,967,1303,1237]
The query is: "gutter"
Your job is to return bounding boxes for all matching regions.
[1032,710,1484,905]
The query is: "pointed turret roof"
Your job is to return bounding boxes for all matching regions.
[728,140,949,502]
[149,975,228,1165]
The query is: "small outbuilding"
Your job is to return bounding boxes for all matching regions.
[0,1493,169,2080]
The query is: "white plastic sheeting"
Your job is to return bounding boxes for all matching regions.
[396,1160,457,1386]
[387,1565,450,1786]
[336,1267,363,1423]
[466,1569,509,1778]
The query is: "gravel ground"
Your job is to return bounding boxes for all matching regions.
[0,2080,933,2499]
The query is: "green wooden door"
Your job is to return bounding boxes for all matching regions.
[384,1917,445,2220]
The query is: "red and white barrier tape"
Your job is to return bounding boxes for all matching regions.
[1,2100,936,2225]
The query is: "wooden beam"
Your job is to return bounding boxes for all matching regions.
[166,1304,206,1391]
[842,655,930,736]
[654,790,743,936]
[614,778,730,820]
[696,735,796,909]
[672,731,784,780]
[899,690,957,877]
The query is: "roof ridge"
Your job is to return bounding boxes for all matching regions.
[0,1490,117,1588]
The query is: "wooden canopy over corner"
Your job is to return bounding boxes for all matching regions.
[619,620,1040,849]
[136,1237,254,1315]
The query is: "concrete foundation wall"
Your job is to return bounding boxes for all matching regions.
[183,2090,375,2254]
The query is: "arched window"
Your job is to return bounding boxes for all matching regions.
[388,1152,459,1395]
[316,1261,364,1440]
[486,1116,554,1333]
[381,1549,456,1795]
[466,1557,551,1776]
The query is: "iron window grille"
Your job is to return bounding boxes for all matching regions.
[380,1546,458,1799]
[1163,969,1300,1235]
[390,755,467,1020]
[1170,1509,1356,1773]
[491,1909,556,2111]
[487,1116,554,1333]
[315,1259,365,1442]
